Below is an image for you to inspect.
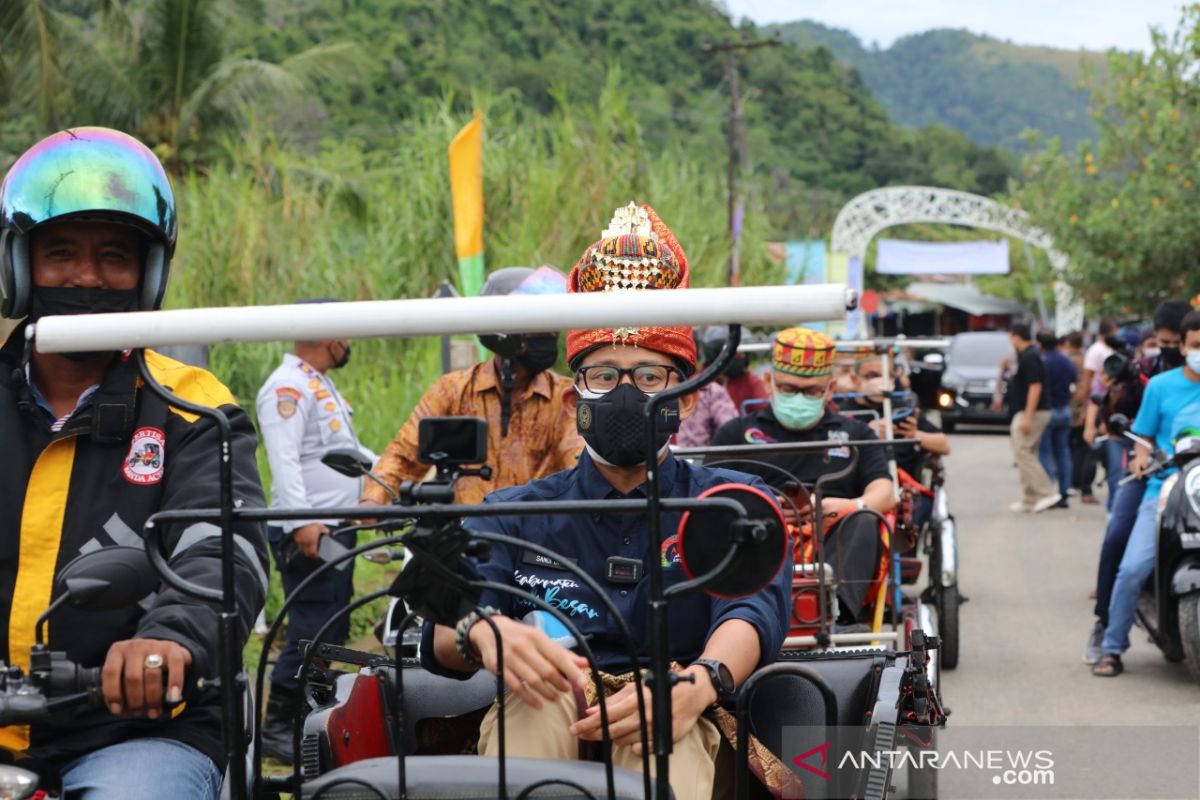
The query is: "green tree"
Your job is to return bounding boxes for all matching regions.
[1015,5,1200,311]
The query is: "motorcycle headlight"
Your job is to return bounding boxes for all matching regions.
[1185,468,1200,518]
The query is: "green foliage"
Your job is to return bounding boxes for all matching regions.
[1014,6,1200,312]
[776,21,1105,150]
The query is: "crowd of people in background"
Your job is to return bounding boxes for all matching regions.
[990,301,1200,680]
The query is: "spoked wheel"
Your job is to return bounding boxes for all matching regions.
[935,586,960,670]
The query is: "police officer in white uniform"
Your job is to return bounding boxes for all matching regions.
[255,299,376,764]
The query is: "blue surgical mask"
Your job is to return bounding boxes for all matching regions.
[1187,350,1200,375]
[772,390,826,431]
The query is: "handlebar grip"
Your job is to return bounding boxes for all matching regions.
[0,694,50,726]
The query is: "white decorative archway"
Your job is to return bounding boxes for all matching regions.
[830,186,1081,332]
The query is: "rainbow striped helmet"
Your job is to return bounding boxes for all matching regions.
[1,127,176,318]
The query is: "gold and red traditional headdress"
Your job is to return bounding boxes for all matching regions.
[773,327,836,377]
[566,202,697,369]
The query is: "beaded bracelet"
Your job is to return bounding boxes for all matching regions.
[455,607,500,669]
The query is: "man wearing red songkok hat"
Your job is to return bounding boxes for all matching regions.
[420,203,793,798]
[714,327,897,621]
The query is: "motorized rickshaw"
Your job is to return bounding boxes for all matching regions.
[14,285,948,800]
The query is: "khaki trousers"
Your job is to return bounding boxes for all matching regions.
[478,689,722,800]
[1010,409,1055,504]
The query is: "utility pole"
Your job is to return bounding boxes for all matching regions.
[704,31,780,286]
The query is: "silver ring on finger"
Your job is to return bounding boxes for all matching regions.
[143,653,165,670]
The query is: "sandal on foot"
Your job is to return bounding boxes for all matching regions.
[1091,654,1123,677]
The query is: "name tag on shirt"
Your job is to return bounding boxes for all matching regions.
[522,550,576,570]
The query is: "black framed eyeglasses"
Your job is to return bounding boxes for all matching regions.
[574,364,684,395]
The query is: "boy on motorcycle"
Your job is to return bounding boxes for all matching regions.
[1084,299,1194,664]
[0,129,268,796]
[712,328,897,622]
[1093,310,1200,677]
[421,203,791,800]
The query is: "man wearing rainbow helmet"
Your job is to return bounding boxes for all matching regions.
[0,128,268,797]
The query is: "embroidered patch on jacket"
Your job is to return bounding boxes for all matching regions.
[826,429,851,458]
[123,427,166,485]
[660,533,681,567]
[275,387,301,419]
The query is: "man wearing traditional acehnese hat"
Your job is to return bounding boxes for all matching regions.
[420,203,794,798]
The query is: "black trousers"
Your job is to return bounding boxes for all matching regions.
[268,526,357,691]
[821,512,884,622]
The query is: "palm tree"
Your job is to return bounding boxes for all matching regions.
[6,0,362,170]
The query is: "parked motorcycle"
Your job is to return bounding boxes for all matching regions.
[1109,413,1200,684]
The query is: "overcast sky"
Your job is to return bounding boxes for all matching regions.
[722,0,1186,52]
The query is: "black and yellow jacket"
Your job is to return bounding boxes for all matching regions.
[0,324,268,774]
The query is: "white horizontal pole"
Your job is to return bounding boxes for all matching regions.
[33,284,855,353]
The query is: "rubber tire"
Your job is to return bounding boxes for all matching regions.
[1179,593,1200,686]
[907,728,938,799]
[936,586,960,671]
[941,417,957,434]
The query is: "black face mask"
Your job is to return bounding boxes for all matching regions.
[724,356,747,379]
[331,342,351,370]
[1160,346,1184,369]
[28,287,140,361]
[575,382,680,467]
[518,336,558,375]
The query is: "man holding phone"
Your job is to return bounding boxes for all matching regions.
[255,308,377,763]
[848,347,950,524]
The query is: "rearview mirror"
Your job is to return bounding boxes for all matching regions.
[322,449,373,478]
[55,546,158,611]
[677,484,788,598]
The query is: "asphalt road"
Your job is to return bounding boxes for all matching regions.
[938,430,1200,723]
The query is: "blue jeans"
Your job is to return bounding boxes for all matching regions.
[61,737,222,800]
[1093,478,1147,626]
[1038,406,1073,497]
[1101,495,1159,655]
[1102,438,1130,511]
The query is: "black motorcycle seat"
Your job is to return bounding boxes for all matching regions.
[739,653,886,800]
[752,651,885,731]
[302,755,663,799]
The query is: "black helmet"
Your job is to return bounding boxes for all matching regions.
[478,267,536,358]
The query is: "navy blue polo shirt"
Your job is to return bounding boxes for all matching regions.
[421,450,792,678]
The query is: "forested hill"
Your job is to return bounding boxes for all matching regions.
[773,21,1107,149]
[4,0,1013,234]
[237,0,1012,230]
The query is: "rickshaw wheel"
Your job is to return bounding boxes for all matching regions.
[936,586,960,670]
